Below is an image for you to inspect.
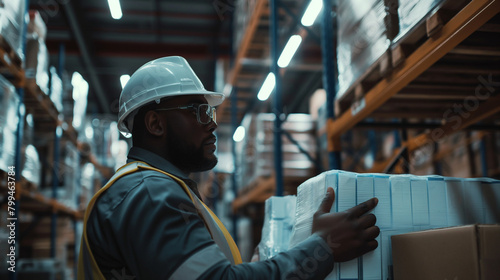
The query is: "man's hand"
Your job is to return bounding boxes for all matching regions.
[312,187,380,262]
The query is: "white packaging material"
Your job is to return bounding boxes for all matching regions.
[21,144,41,187]
[288,170,500,280]
[289,171,334,249]
[71,71,89,130]
[337,0,390,97]
[258,195,297,260]
[0,76,20,172]
[25,36,49,93]
[395,0,447,43]
[0,0,26,61]
[49,66,63,112]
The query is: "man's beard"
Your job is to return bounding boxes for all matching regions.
[167,129,218,173]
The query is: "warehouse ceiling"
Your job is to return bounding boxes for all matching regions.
[28,0,500,165]
[33,0,232,115]
[31,0,322,145]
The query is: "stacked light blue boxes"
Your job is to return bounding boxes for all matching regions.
[288,170,500,280]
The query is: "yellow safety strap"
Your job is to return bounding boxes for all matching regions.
[78,161,241,280]
[136,163,243,265]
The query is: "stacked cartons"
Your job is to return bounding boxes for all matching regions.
[236,113,317,192]
[288,170,500,280]
[254,113,316,181]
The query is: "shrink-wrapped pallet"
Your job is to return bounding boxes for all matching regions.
[258,196,297,260]
[0,0,26,61]
[0,76,19,172]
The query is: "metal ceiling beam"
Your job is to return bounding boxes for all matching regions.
[45,39,231,59]
[62,0,110,114]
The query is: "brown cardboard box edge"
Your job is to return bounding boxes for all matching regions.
[392,224,500,280]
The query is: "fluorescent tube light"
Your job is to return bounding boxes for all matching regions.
[233,126,246,142]
[301,0,323,26]
[107,0,123,20]
[257,72,276,101]
[278,35,303,68]
[120,74,130,89]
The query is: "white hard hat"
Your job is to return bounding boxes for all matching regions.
[117,56,225,134]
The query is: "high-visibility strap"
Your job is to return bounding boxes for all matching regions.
[78,161,144,280]
[78,161,241,280]
[136,163,243,265]
[169,244,227,280]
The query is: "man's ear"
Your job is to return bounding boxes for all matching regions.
[144,110,165,136]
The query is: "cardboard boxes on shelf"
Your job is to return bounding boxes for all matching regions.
[235,113,317,192]
[392,225,500,280]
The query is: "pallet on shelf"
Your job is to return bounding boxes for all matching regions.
[0,35,23,68]
[335,0,476,118]
[329,0,500,144]
[0,38,24,87]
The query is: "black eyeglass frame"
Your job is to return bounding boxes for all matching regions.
[155,104,217,125]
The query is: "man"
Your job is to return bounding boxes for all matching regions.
[78,56,380,279]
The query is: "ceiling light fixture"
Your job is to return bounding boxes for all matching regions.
[233,126,246,142]
[301,0,323,26]
[257,72,276,101]
[278,35,303,68]
[107,0,123,20]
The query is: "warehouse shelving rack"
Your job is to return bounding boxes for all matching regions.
[224,0,500,211]
[222,0,325,212]
[0,3,83,279]
[326,0,500,174]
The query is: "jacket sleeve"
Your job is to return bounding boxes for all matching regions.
[198,234,334,280]
[93,173,334,279]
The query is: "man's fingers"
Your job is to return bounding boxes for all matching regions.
[349,197,378,218]
[359,239,379,257]
[366,239,379,251]
[357,213,376,229]
[317,187,335,214]
[361,226,380,241]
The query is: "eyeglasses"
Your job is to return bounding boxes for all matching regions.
[155,104,217,125]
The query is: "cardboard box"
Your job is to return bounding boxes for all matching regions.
[392,225,500,280]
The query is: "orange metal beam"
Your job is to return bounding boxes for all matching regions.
[440,94,500,137]
[328,0,500,144]
[0,48,25,88]
[217,0,268,115]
